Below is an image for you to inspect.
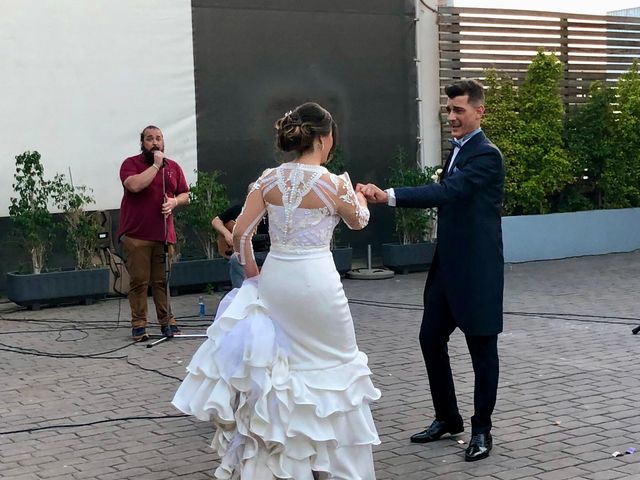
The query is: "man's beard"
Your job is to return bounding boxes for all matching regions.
[142,146,162,163]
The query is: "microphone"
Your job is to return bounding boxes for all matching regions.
[144,149,168,167]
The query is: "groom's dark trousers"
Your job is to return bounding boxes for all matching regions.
[420,263,499,435]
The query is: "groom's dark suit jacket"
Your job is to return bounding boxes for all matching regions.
[394,131,504,336]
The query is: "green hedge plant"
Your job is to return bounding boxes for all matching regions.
[606,60,640,207]
[387,147,439,245]
[562,81,617,211]
[9,151,57,274]
[179,170,230,259]
[51,173,101,269]
[484,50,573,215]
[483,69,526,215]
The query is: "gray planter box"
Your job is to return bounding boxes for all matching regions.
[331,247,353,275]
[503,207,640,263]
[382,242,436,274]
[170,258,230,294]
[7,268,110,310]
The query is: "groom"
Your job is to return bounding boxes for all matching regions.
[357,79,504,461]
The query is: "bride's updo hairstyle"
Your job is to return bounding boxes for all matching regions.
[275,102,338,160]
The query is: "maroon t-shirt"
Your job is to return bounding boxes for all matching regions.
[118,153,189,244]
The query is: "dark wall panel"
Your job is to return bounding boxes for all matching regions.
[192,0,417,254]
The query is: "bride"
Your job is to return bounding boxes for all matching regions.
[172,102,380,479]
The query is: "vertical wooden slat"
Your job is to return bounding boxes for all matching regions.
[559,16,570,92]
[450,11,461,80]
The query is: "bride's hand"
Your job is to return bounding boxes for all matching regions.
[356,190,367,207]
[357,183,388,204]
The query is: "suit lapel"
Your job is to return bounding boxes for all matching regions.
[442,149,455,178]
[444,131,487,176]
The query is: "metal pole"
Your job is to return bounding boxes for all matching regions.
[147,166,208,348]
[414,0,424,167]
[162,168,173,338]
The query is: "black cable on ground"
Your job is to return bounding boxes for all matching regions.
[0,316,108,325]
[347,298,640,325]
[0,327,99,336]
[54,326,89,342]
[0,340,135,358]
[124,357,183,381]
[0,414,189,436]
[0,341,183,380]
[0,314,209,325]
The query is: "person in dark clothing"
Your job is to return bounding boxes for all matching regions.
[212,199,269,288]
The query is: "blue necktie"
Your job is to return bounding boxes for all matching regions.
[449,138,463,149]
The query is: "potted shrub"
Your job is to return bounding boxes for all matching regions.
[8,151,56,275]
[50,172,109,303]
[382,147,439,274]
[51,173,103,269]
[6,152,109,309]
[326,146,353,275]
[170,170,231,293]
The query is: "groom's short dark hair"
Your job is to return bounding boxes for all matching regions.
[445,79,485,105]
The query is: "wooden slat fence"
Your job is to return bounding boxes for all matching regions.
[437,7,640,151]
[439,7,640,98]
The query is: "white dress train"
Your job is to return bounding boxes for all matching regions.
[172,163,380,479]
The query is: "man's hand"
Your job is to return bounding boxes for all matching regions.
[224,232,233,247]
[153,150,165,170]
[356,183,389,204]
[162,196,178,217]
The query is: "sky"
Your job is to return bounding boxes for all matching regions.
[453,0,640,15]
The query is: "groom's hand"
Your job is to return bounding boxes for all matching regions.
[356,183,389,204]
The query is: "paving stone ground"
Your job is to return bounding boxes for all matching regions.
[1,251,640,479]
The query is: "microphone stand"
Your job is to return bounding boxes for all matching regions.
[146,161,208,349]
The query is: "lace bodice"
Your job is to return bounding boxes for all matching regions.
[266,204,338,252]
[233,163,369,265]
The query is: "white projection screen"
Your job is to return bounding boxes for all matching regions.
[0,0,197,216]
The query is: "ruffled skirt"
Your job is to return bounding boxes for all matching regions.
[172,250,380,479]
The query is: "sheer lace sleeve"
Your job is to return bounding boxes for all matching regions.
[333,172,369,230]
[232,182,267,273]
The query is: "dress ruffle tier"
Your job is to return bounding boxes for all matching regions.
[172,282,381,480]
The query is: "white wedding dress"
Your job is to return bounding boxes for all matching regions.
[172,162,381,480]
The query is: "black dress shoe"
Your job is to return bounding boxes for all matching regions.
[410,419,464,443]
[465,432,492,461]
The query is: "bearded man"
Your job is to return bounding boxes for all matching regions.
[118,125,190,342]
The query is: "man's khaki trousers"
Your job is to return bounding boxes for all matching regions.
[121,235,176,329]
